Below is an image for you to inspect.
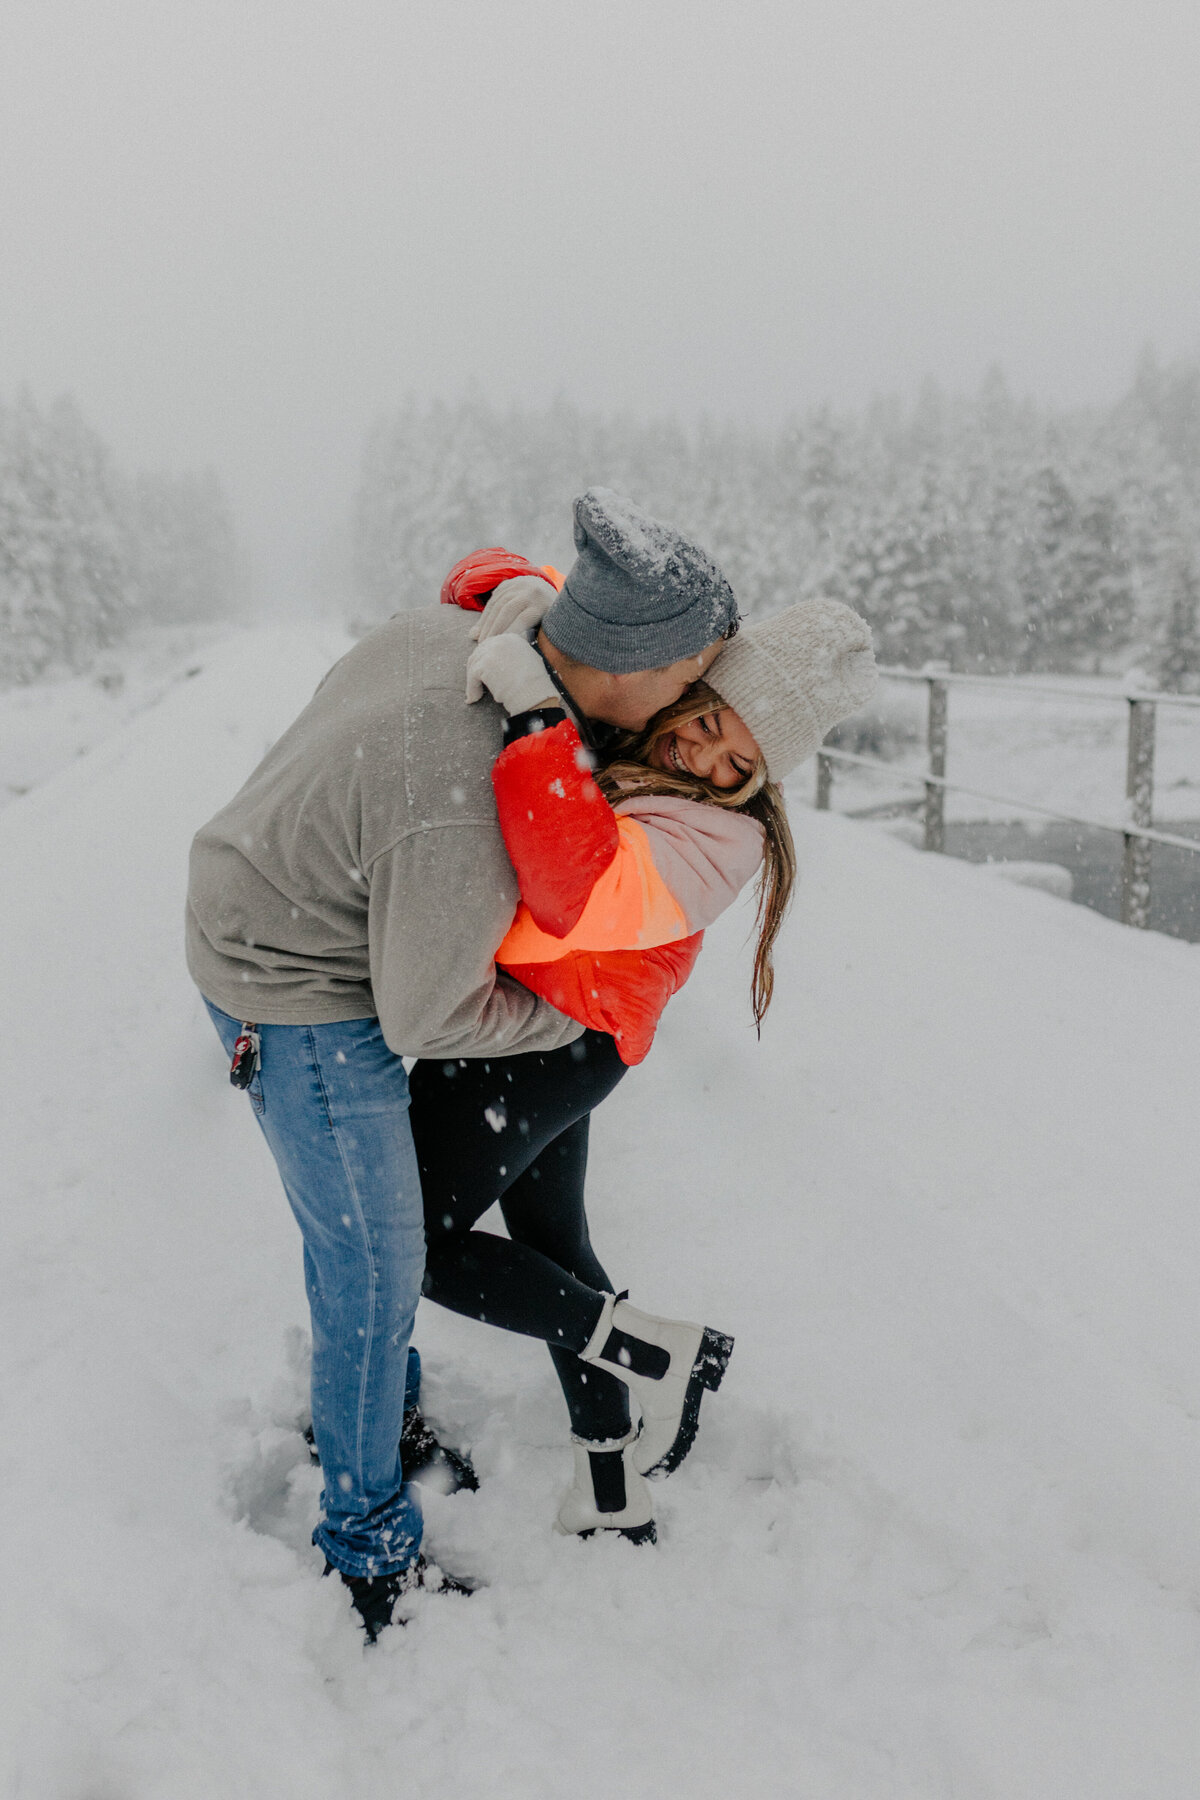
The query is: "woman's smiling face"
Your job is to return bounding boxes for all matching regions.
[650,705,763,790]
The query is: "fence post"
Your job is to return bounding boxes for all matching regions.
[815,750,833,810]
[1121,698,1156,927]
[923,676,948,852]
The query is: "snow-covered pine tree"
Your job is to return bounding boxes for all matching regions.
[1154,551,1200,692]
[1054,493,1134,673]
[1016,462,1079,673]
[0,388,240,684]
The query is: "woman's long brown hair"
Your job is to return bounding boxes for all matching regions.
[594,681,797,1031]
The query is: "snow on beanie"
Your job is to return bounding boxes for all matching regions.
[705,599,878,782]
[541,488,740,674]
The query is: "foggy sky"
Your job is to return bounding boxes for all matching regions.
[3,0,1198,605]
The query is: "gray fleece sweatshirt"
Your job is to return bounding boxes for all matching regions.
[186,606,583,1058]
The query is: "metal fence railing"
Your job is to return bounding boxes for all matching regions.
[815,666,1200,928]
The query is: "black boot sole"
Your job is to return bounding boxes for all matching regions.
[643,1327,734,1479]
[577,1519,658,1546]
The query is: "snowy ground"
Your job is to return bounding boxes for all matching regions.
[0,626,233,814]
[3,629,1200,1799]
[820,671,1200,826]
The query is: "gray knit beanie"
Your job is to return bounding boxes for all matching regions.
[705,599,877,782]
[541,488,740,674]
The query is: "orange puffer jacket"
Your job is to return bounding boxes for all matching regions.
[492,719,763,1064]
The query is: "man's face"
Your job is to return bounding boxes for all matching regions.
[591,639,726,730]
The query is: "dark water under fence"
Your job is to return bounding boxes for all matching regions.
[943,821,1200,944]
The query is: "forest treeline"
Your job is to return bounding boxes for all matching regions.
[352,354,1200,689]
[0,389,238,684]
[7,361,1198,691]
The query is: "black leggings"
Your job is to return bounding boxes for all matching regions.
[408,1031,631,1441]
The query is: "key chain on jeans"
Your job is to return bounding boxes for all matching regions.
[229,1024,261,1089]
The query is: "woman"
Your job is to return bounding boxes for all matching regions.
[410,584,877,1545]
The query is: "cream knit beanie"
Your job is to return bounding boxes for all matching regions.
[706,598,877,782]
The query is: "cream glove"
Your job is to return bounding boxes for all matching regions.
[468,575,558,644]
[465,634,559,712]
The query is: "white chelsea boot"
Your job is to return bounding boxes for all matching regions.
[578,1293,734,1477]
[555,1428,657,1544]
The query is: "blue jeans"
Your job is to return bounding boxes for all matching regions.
[204,1001,425,1577]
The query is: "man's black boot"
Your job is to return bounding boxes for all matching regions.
[400,1407,480,1493]
[324,1556,475,1643]
[305,1408,479,1493]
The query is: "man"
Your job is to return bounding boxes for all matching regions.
[186,488,739,1638]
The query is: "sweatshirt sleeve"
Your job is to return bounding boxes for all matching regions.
[492,719,620,937]
[365,823,584,1058]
